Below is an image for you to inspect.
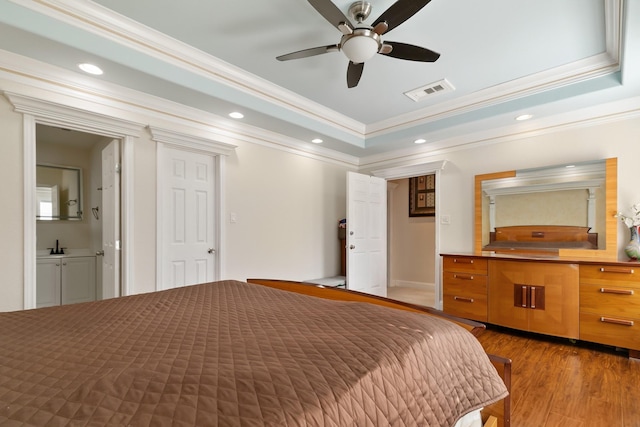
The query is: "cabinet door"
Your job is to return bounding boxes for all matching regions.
[36,259,61,308]
[61,257,96,305]
[488,261,529,331]
[489,260,580,338]
[528,262,579,338]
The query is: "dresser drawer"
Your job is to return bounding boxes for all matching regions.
[580,312,640,351]
[443,256,488,274]
[443,271,488,287]
[580,283,640,317]
[580,264,640,288]
[443,291,487,322]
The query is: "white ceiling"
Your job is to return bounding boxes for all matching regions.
[0,0,638,160]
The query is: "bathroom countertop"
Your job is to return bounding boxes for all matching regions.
[36,249,96,258]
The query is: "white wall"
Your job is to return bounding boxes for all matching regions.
[2,84,640,313]
[224,141,349,282]
[0,93,351,310]
[408,117,640,257]
[0,95,23,311]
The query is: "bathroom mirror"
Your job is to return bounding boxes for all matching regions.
[474,158,618,260]
[36,164,83,220]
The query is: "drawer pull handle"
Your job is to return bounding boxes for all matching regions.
[453,274,474,280]
[599,267,635,274]
[453,296,474,303]
[530,286,537,309]
[600,317,634,327]
[453,259,474,264]
[600,288,634,295]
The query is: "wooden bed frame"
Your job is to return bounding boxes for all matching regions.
[247,278,511,427]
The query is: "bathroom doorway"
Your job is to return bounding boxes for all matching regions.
[35,124,121,306]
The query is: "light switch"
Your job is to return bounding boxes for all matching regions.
[441,214,451,225]
[230,212,238,223]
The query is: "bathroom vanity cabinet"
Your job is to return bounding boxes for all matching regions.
[36,255,96,307]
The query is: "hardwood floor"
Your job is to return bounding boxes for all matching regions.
[476,326,640,427]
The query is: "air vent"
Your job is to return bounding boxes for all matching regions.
[404,79,455,102]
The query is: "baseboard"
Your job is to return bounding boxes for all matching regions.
[389,280,435,291]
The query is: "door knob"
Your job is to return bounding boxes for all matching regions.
[96,250,105,256]
[350,245,356,250]
[208,248,216,254]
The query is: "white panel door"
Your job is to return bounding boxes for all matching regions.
[159,146,216,289]
[346,171,387,297]
[102,139,120,299]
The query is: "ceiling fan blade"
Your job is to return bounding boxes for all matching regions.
[347,61,364,88]
[379,41,440,62]
[372,0,433,35]
[307,0,354,35]
[277,44,339,61]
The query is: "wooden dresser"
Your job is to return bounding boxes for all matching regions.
[442,253,640,359]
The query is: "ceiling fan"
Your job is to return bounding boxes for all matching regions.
[276,0,440,88]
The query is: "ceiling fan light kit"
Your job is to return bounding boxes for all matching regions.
[341,29,381,63]
[277,0,440,88]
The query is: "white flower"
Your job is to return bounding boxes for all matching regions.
[617,203,640,227]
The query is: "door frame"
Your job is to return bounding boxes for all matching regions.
[371,160,447,309]
[9,92,144,309]
[149,126,236,291]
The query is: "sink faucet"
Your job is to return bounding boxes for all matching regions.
[48,239,65,255]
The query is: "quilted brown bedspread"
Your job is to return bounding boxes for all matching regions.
[0,280,507,426]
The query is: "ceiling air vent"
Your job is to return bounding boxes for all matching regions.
[404,78,455,102]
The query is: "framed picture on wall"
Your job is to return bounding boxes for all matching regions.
[409,174,436,217]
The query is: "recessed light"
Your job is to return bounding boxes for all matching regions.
[78,63,103,75]
[229,112,244,119]
[311,138,323,144]
[414,138,427,144]
[515,114,533,121]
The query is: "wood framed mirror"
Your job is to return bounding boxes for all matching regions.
[474,158,618,260]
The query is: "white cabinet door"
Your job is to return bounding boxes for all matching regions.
[62,257,96,305]
[36,258,61,308]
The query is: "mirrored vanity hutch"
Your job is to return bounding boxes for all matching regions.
[442,158,640,359]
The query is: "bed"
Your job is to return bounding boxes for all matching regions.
[0,279,509,426]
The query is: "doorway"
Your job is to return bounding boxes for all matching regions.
[346,160,446,309]
[35,124,120,306]
[386,177,436,307]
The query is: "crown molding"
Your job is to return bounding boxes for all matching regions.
[2,90,145,137]
[148,126,237,157]
[371,161,447,180]
[358,94,640,171]
[366,52,621,138]
[6,0,365,138]
[5,0,622,143]
[0,49,360,167]
[365,0,623,136]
